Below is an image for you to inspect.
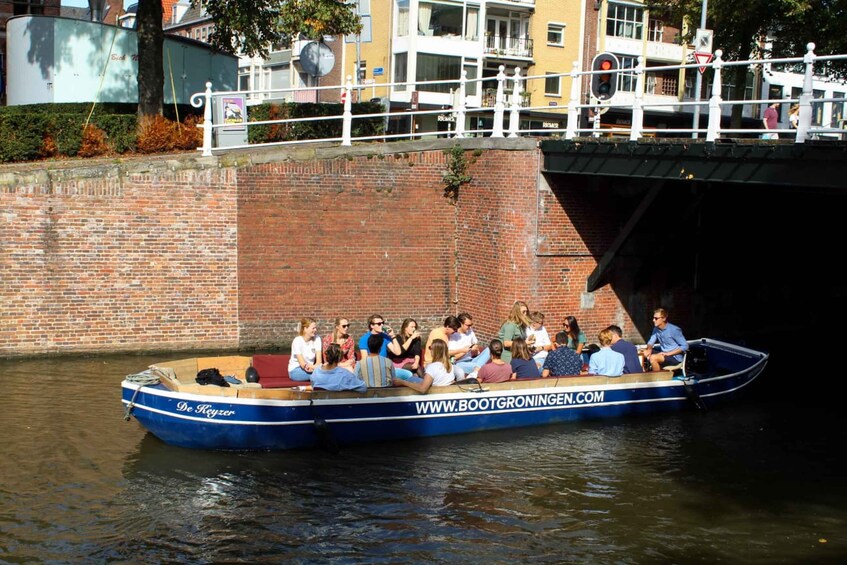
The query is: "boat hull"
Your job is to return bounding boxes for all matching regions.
[121,339,768,451]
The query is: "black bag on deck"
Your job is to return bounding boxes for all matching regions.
[196,368,230,387]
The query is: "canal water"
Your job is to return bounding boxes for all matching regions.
[1,352,844,563]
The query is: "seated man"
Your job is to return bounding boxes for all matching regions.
[526,311,553,367]
[607,324,643,374]
[424,315,461,365]
[644,308,689,372]
[448,313,490,375]
[587,328,625,377]
[541,331,583,377]
[358,314,413,380]
[357,334,398,388]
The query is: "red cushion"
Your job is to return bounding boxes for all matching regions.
[252,355,298,387]
[258,376,305,389]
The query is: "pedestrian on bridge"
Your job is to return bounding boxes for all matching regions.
[762,102,780,139]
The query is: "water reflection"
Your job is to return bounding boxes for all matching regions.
[1,354,846,562]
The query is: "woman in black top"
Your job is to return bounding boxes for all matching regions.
[388,318,423,376]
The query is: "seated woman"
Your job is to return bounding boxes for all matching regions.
[475,339,513,383]
[288,317,323,382]
[310,343,367,392]
[322,317,357,372]
[387,318,423,376]
[563,315,588,364]
[510,337,541,379]
[394,339,462,394]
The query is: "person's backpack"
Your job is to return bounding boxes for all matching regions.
[196,367,230,387]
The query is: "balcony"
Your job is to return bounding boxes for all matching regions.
[481,88,531,108]
[484,34,533,59]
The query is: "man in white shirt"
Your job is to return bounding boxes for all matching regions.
[448,313,491,375]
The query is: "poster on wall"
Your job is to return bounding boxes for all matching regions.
[221,95,247,130]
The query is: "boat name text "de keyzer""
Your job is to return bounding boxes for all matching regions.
[176,401,236,419]
[415,390,605,415]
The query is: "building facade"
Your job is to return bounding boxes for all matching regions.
[1,0,61,102]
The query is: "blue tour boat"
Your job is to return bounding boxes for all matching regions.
[121,338,768,451]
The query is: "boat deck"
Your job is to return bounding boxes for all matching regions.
[147,355,677,401]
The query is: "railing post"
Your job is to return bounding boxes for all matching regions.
[508,67,523,138]
[198,81,213,156]
[454,70,467,138]
[566,61,581,139]
[630,56,644,141]
[492,65,506,137]
[706,50,723,142]
[796,42,816,144]
[341,75,353,146]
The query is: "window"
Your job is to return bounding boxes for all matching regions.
[12,0,44,16]
[833,92,845,127]
[464,59,478,96]
[416,53,461,92]
[720,72,755,101]
[545,73,561,96]
[269,64,291,97]
[397,0,409,37]
[465,6,479,41]
[660,73,678,96]
[617,56,638,92]
[606,3,643,40]
[648,19,663,42]
[547,23,565,47]
[418,1,464,37]
[813,89,825,125]
[394,52,408,92]
[238,71,250,92]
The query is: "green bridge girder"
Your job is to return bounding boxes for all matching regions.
[540,138,847,190]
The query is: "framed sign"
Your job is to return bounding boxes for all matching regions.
[220,95,247,131]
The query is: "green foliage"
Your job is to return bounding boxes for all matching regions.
[0,114,45,163]
[442,144,472,205]
[247,101,385,144]
[0,107,138,163]
[196,0,362,58]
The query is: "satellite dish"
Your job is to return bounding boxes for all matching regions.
[300,41,335,78]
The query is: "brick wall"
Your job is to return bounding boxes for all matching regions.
[1,163,239,356]
[1,139,643,357]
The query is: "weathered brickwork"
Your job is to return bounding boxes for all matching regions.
[1,139,643,357]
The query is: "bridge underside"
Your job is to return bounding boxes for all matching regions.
[540,138,847,292]
[540,138,847,191]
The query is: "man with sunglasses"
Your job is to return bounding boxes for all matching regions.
[358,314,414,380]
[644,308,688,372]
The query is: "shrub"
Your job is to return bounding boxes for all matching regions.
[136,115,174,153]
[0,114,46,163]
[78,124,110,158]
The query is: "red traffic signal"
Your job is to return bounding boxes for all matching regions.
[591,52,620,101]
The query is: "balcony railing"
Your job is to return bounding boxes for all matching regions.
[484,34,533,58]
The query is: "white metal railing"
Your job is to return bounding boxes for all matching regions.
[190,43,847,156]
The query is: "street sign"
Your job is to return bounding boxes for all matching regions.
[693,52,714,74]
[695,28,713,53]
[373,67,384,77]
[410,90,419,110]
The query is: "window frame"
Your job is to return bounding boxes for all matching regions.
[547,22,566,47]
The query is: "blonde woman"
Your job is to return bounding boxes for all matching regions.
[394,339,461,394]
[497,301,535,363]
[288,317,323,381]
[322,317,356,372]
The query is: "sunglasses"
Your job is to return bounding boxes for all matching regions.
[652,316,662,320]
[340,324,349,328]
[373,321,384,325]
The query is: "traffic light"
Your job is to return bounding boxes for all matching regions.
[591,52,619,101]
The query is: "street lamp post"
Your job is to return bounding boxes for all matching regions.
[691,0,708,138]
